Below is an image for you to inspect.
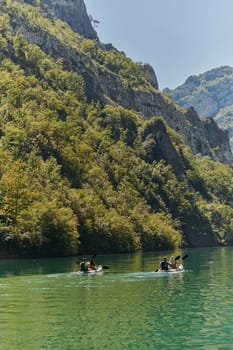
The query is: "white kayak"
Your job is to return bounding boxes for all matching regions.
[155,264,184,274]
[78,265,103,274]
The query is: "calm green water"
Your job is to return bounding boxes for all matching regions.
[1,247,233,349]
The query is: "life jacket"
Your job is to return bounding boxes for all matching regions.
[80,261,87,271]
[161,261,169,270]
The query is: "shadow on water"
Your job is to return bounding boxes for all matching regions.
[0,257,79,278]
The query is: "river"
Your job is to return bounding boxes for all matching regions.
[0,247,233,349]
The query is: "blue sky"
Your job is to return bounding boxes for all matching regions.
[84,0,233,89]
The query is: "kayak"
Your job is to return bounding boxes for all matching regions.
[78,265,103,274]
[155,264,184,274]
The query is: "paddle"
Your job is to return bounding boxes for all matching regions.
[175,254,188,260]
[90,254,110,270]
[102,265,110,269]
[181,254,188,260]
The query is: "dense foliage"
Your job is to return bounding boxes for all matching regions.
[0,1,232,257]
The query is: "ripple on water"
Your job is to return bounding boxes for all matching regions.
[1,249,233,349]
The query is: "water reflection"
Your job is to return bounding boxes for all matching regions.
[0,257,78,277]
[1,248,233,349]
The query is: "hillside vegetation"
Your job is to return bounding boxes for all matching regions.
[0,1,232,257]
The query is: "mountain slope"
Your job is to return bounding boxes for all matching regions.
[0,0,232,257]
[164,66,233,150]
[3,0,232,164]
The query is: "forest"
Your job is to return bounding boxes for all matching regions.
[0,1,232,257]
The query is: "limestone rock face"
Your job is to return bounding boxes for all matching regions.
[202,117,232,163]
[164,66,233,116]
[165,66,233,151]
[139,64,158,89]
[20,0,98,39]
[41,0,97,39]
[142,118,185,177]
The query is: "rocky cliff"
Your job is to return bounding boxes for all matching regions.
[42,0,98,39]
[5,0,233,165]
[164,66,233,151]
[20,0,98,39]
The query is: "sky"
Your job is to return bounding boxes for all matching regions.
[84,0,233,90]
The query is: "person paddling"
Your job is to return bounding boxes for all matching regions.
[89,254,97,270]
[169,256,176,268]
[79,258,88,272]
[160,257,170,270]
